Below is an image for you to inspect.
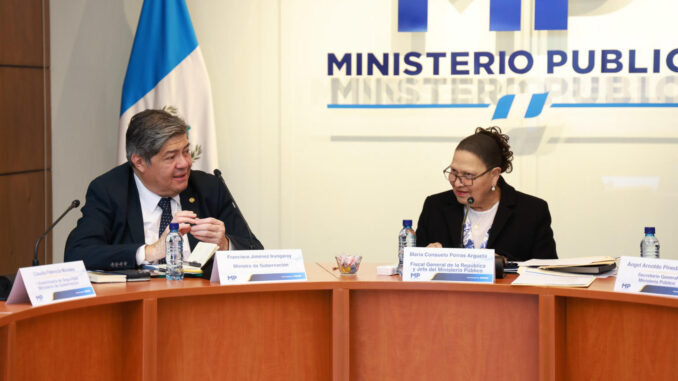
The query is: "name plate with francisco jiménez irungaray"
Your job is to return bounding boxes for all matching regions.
[210,249,307,285]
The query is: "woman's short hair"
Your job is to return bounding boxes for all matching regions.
[456,126,513,173]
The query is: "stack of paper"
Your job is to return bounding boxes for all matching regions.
[511,267,595,287]
[521,256,616,274]
[88,271,126,283]
[144,264,203,275]
[141,242,219,276]
[87,269,151,283]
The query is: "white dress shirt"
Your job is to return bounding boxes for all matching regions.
[133,174,191,265]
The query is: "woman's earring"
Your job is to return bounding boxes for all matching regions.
[491,185,496,191]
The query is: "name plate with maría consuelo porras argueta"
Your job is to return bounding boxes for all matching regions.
[403,247,495,283]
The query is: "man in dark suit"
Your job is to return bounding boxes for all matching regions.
[65,109,263,270]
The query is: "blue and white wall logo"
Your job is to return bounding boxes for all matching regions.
[326,1,678,119]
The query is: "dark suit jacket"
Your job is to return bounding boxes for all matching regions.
[65,163,263,270]
[415,177,557,261]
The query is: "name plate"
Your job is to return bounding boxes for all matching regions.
[614,256,678,298]
[403,247,495,283]
[6,261,95,306]
[211,249,307,285]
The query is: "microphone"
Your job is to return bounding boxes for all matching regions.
[459,197,474,248]
[213,169,256,250]
[33,199,80,266]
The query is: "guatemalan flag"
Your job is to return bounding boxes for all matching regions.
[118,0,218,171]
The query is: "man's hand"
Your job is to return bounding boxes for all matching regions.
[144,230,168,262]
[173,210,197,234]
[190,217,229,250]
[144,211,198,262]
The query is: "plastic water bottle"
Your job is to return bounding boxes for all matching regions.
[165,222,184,280]
[640,227,660,259]
[397,219,416,275]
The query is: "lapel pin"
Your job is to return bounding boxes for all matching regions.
[189,197,196,204]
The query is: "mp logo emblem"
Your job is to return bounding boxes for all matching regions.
[398,0,568,32]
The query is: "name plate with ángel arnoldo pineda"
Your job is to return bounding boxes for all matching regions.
[615,256,678,298]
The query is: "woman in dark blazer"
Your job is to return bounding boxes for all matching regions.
[416,127,557,261]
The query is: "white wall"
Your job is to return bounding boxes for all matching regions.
[52,0,282,261]
[51,0,141,262]
[51,0,678,264]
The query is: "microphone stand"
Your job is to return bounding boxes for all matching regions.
[33,200,80,266]
[213,169,256,250]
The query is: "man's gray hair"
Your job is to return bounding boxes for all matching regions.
[126,108,189,164]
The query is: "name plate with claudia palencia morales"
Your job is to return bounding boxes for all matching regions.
[614,256,678,298]
[403,247,495,283]
[6,261,95,306]
[210,249,307,285]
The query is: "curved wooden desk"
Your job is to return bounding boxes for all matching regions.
[1,263,676,381]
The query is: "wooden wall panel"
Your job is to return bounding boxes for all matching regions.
[349,290,539,381]
[44,68,51,170]
[0,67,47,173]
[0,0,47,66]
[565,298,678,381]
[0,171,48,273]
[44,166,52,263]
[157,290,333,381]
[13,302,143,381]
[0,0,51,270]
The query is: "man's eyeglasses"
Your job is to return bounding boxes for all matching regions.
[443,166,491,186]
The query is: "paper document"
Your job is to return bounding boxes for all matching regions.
[511,267,595,287]
[186,242,218,267]
[143,264,202,275]
[521,256,615,268]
